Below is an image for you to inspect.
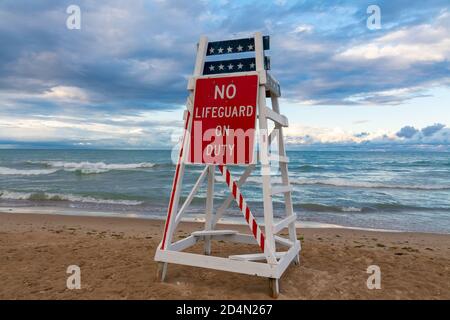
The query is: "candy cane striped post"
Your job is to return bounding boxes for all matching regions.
[160,110,191,250]
[218,165,270,256]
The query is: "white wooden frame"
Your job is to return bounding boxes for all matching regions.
[154,32,300,298]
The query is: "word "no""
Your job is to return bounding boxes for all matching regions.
[214,84,236,100]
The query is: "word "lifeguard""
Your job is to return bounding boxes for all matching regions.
[194,105,254,118]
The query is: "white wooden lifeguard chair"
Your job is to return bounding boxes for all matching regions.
[154,32,300,298]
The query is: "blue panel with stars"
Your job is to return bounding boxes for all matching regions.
[203,57,270,75]
[206,36,270,56]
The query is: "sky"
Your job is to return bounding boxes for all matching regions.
[0,0,449,150]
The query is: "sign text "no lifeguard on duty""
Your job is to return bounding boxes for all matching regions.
[189,75,258,165]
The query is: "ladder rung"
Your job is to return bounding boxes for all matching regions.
[271,185,293,195]
[273,215,296,234]
[192,230,237,237]
[264,107,288,127]
[274,235,294,247]
[229,252,286,261]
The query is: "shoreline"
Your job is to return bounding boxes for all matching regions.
[0,206,414,235]
[0,211,449,299]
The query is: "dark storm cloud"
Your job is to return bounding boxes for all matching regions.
[395,123,449,144]
[0,0,449,148]
[212,1,450,105]
[421,123,446,137]
[396,125,419,138]
[0,0,212,111]
[1,0,449,110]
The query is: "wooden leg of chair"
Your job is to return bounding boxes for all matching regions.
[269,278,279,298]
[156,262,168,282]
[204,235,211,255]
[294,254,300,265]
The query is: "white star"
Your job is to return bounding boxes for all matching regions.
[218,47,224,54]
[249,62,255,69]
[209,65,215,71]
[237,45,243,52]
[218,64,224,70]
[228,64,234,70]
[248,44,254,50]
[209,47,215,54]
[227,46,233,53]
[237,63,243,69]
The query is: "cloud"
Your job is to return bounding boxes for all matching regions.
[0,0,211,112]
[396,126,419,139]
[285,124,395,145]
[43,86,90,102]
[336,12,450,66]
[0,1,449,148]
[421,123,446,137]
[0,112,184,149]
[292,24,314,34]
[0,110,448,149]
[352,120,369,125]
[392,123,449,144]
[273,6,450,105]
[1,0,449,110]
[284,123,450,148]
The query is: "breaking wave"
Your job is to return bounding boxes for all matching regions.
[0,190,143,206]
[28,161,156,174]
[291,178,450,191]
[185,174,449,191]
[298,203,363,212]
[296,203,449,213]
[0,167,58,176]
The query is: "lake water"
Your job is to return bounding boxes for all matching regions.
[1,149,449,233]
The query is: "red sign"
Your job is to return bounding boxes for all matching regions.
[189,75,259,165]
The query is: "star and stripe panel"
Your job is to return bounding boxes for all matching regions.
[203,57,270,75]
[206,36,270,56]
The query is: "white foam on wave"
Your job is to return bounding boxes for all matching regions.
[291,178,449,191]
[341,206,363,212]
[0,190,143,206]
[0,167,58,176]
[225,176,449,191]
[245,176,281,184]
[31,161,156,174]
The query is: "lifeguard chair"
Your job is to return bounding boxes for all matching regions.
[154,32,300,298]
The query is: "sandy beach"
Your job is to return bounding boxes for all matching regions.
[0,211,449,300]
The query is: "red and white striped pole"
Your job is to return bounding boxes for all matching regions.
[218,165,266,252]
[160,111,191,250]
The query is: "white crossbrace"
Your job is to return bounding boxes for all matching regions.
[229,252,286,262]
[192,230,237,237]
